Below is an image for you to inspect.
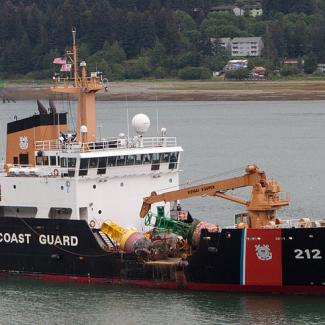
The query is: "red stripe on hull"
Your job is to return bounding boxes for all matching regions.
[1,272,325,294]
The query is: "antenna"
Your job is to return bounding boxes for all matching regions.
[156,107,159,136]
[98,124,103,140]
[126,108,130,138]
[71,27,78,87]
[124,87,130,138]
[155,82,159,136]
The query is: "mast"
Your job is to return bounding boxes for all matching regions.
[51,28,104,143]
[72,28,78,87]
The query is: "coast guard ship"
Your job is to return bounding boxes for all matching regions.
[0,30,324,294]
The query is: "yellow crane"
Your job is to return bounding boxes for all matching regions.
[140,165,289,228]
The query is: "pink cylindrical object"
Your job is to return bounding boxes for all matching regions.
[123,232,144,253]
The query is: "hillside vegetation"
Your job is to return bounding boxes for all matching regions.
[1,0,325,80]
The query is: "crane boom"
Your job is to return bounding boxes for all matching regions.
[140,165,289,228]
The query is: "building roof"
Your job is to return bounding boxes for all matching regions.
[219,37,231,42]
[245,4,262,9]
[232,37,263,43]
[210,5,234,11]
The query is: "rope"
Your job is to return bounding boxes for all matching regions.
[156,165,246,193]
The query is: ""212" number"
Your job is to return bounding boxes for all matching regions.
[294,249,322,259]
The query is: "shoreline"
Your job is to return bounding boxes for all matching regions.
[3,80,325,101]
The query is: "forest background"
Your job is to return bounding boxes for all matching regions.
[1,0,325,80]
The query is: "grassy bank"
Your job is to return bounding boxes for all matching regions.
[3,79,325,101]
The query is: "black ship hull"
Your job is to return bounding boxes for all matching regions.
[0,217,324,294]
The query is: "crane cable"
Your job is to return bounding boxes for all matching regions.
[156,166,247,193]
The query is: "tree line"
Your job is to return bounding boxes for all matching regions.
[1,0,325,80]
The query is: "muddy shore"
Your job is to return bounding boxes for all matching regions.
[3,80,325,101]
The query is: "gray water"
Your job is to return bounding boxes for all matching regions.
[0,100,325,324]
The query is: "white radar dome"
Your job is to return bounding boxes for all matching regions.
[80,125,88,134]
[132,114,150,135]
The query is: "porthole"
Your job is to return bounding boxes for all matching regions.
[98,210,102,215]
[169,178,172,183]
[13,185,16,189]
[93,185,96,189]
[60,186,64,190]
[120,182,124,187]
[225,232,231,239]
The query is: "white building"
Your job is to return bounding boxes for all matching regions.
[231,37,264,57]
[211,37,264,57]
[210,2,263,17]
[317,64,325,73]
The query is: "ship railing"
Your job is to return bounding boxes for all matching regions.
[278,218,325,228]
[52,75,103,90]
[35,137,177,153]
[35,140,63,151]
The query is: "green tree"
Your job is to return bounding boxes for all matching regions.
[304,53,317,74]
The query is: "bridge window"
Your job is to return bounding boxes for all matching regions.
[169,152,179,170]
[79,158,89,176]
[160,153,170,163]
[36,155,48,166]
[68,158,76,168]
[126,155,135,165]
[135,155,142,165]
[50,156,57,166]
[89,157,98,168]
[116,155,125,166]
[60,157,67,168]
[36,156,42,165]
[97,157,107,175]
[107,156,116,167]
[142,154,152,164]
[19,154,29,165]
[67,158,76,177]
[43,156,49,166]
[151,153,160,171]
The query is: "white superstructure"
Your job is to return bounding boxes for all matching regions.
[1,126,182,231]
